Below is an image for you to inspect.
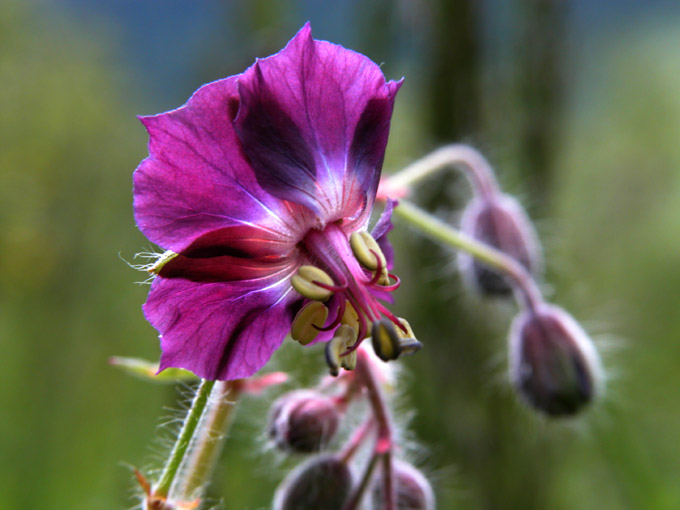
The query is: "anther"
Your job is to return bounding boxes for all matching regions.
[291,265,336,301]
[350,231,387,271]
[371,319,401,361]
[291,301,329,345]
[372,318,423,361]
[395,317,423,355]
[325,325,358,376]
[340,300,360,331]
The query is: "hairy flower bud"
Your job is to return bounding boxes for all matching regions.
[268,390,341,453]
[509,304,603,417]
[459,194,540,296]
[273,455,353,510]
[372,460,435,510]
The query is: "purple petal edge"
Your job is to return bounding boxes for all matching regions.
[371,199,396,270]
[146,275,301,380]
[234,23,402,223]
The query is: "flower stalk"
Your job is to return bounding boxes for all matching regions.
[154,379,216,500]
[348,349,396,510]
[168,381,241,502]
[381,144,500,199]
[392,199,543,310]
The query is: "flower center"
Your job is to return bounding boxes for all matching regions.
[290,223,421,373]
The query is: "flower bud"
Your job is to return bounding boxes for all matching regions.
[273,455,353,510]
[372,460,435,510]
[458,194,540,296]
[268,390,341,453]
[509,304,603,417]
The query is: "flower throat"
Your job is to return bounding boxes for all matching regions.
[290,222,421,374]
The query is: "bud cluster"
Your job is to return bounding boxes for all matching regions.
[270,346,435,510]
[452,146,603,417]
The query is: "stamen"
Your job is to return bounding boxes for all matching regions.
[375,303,407,335]
[291,265,336,301]
[340,300,360,331]
[309,280,349,293]
[373,273,401,292]
[367,250,385,286]
[291,301,329,345]
[350,231,387,271]
[370,317,423,361]
[314,299,346,332]
[371,319,401,361]
[398,337,423,356]
[325,325,358,376]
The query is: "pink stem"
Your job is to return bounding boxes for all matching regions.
[354,349,396,510]
[340,418,375,463]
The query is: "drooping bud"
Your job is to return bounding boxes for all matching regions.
[291,265,336,301]
[268,390,341,453]
[509,304,603,417]
[458,194,541,296]
[273,455,353,510]
[291,301,329,345]
[372,460,435,510]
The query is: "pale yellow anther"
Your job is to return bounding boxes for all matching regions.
[371,319,400,361]
[350,231,387,271]
[325,324,358,376]
[291,265,335,301]
[377,267,391,286]
[394,317,423,356]
[148,250,178,274]
[371,317,423,361]
[340,300,360,331]
[291,301,329,345]
[395,317,415,340]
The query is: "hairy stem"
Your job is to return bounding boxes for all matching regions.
[340,418,375,464]
[343,451,381,510]
[354,349,395,510]
[168,381,241,502]
[154,379,216,499]
[384,144,500,198]
[394,199,543,310]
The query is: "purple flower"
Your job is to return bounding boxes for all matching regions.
[133,24,403,381]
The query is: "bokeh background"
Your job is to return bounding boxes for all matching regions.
[3,0,680,508]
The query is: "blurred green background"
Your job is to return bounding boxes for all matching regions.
[3,0,680,508]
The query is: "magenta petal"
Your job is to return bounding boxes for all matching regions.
[235,23,401,221]
[158,224,296,283]
[146,275,300,380]
[133,76,305,252]
[371,199,396,270]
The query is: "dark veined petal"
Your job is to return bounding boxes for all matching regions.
[133,75,310,253]
[158,223,294,283]
[371,198,396,270]
[145,273,301,381]
[235,22,401,225]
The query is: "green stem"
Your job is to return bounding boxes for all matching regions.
[384,144,500,198]
[153,379,216,499]
[393,199,542,310]
[342,451,381,510]
[169,381,241,502]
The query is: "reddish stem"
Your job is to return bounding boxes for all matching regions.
[353,349,396,510]
[340,418,375,463]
